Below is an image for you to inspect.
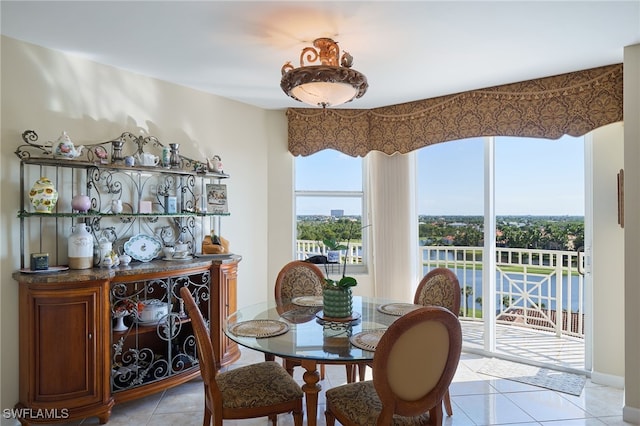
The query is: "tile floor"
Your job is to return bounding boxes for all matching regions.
[73,347,632,426]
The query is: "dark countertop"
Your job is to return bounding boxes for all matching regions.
[13,254,242,284]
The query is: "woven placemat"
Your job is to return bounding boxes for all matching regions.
[291,295,323,307]
[377,303,422,316]
[349,329,386,352]
[228,320,290,338]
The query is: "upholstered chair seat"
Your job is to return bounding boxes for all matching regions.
[216,361,303,409]
[325,381,431,425]
[180,286,303,426]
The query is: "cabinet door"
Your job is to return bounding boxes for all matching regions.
[211,261,240,368]
[19,281,111,416]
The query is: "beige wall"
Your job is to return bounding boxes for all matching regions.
[624,43,640,424]
[589,123,625,384]
[0,36,278,417]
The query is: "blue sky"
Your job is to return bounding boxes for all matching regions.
[296,135,585,216]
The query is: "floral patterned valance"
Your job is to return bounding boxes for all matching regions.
[287,63,623,157]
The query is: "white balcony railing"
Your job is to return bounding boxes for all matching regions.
[296,240,585,340]
[422,246,585,339]
[296,240,362,264]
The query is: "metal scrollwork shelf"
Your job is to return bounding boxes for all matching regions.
[17,130,229,268]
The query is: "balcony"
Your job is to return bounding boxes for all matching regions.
[297,241,586,372]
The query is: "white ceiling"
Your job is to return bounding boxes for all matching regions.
[2,1,639,110]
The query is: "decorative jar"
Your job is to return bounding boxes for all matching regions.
[68,224,94,269]
[71,194,91,213]
[29,177,58,213]
[322,287,353,318]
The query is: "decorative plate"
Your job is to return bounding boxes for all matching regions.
[19,266,69,274]
[291,295,323,307]
[349,329,387,352]
[377,303,423,316]
[228,320,290,338]
[124,234,163,262]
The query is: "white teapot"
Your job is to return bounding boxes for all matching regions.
[52,131,84,159]
[135,152,159,166]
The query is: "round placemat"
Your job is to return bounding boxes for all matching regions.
[228,320,290,338]
[377,303,422,316]
[349,329,386,352]
[291,295,323,307]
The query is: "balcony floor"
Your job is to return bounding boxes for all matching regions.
[461,320,586,373]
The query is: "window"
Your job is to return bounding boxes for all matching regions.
[417,137,484,251]
[294,149,367,273]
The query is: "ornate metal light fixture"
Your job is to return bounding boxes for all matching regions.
[281,37,368,108]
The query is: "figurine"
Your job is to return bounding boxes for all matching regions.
[207,155,223,173]
[52,131,84,159]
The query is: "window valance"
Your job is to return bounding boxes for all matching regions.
[287,63,623,157]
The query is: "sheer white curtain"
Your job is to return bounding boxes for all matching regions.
[368,151,418,301]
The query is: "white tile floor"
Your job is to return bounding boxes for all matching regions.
[75,347,631,426]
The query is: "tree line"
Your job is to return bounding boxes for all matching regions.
[419,215,584,251]
[298,215,584,251]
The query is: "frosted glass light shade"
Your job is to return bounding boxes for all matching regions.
[291,82,358,108]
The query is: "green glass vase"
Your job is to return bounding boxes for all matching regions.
[322,287,353,318]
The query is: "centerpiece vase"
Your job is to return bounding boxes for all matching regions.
[322,287,353,318]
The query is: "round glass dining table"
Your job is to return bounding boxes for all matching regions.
[224,296,419,426]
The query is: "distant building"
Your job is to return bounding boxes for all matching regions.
[331,209,344,217]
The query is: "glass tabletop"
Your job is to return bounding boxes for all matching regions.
[224,296,413,362]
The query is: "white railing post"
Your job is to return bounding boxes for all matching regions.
[554,251,563,337]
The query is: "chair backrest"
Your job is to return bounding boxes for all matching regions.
[372,306,462,422]
[179,286,223,404]
[413,267,461,317]
[274,260,325,305]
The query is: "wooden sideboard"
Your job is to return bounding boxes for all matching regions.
[12,256,240,425]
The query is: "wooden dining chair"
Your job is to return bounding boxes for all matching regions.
[179,286,304,426]
[274,260,364,382]
[274,260,325,306]
[414,267,461,416]
[325,306,462,426]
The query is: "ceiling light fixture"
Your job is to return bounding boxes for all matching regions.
[281,37,368,108]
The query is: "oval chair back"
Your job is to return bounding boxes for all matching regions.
[325,306,462,426]
[274,260,324,306]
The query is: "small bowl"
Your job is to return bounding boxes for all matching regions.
[119,254,132,266]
